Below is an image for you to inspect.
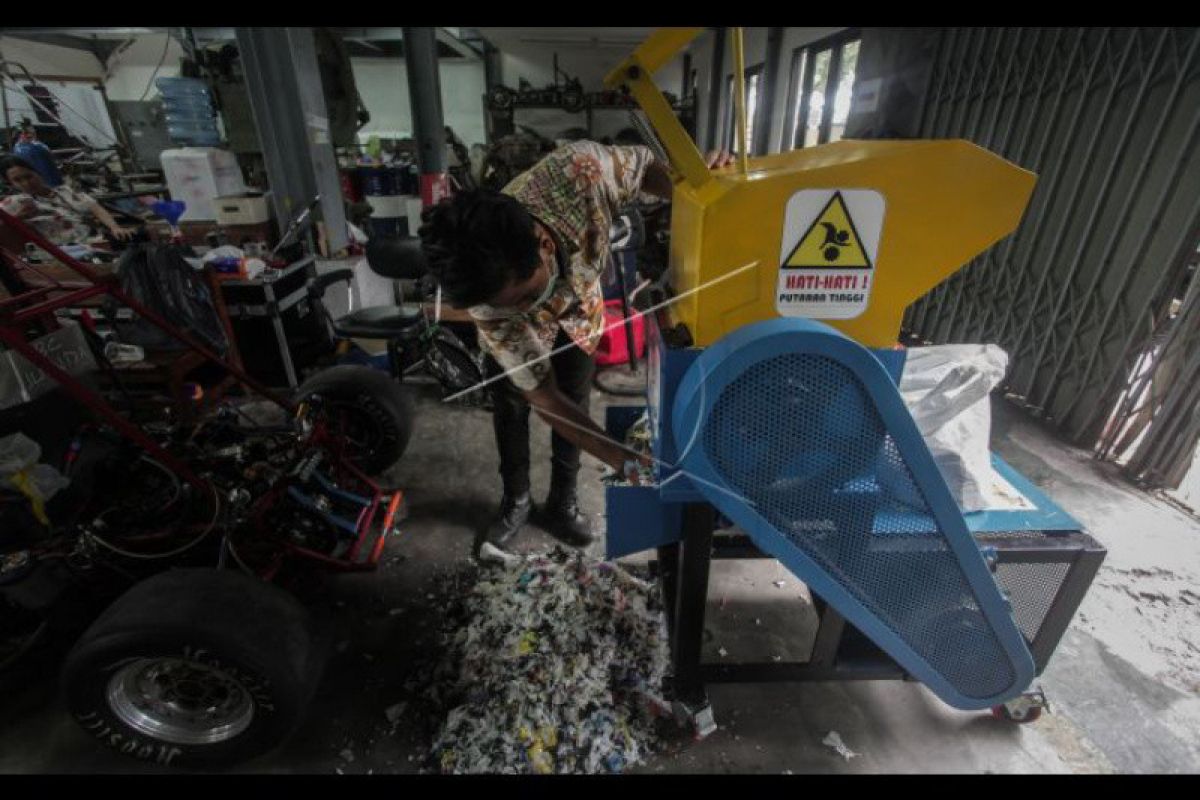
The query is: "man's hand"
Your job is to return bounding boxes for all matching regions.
[619,452,655,486]
[109,226,135,242]
[705,150,736,169]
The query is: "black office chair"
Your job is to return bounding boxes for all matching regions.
[309,237,485,397]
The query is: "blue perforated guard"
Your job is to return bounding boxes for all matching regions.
[672,318,1035,709]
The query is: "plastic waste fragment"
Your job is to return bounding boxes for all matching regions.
[821,731,859,761]
[385,702,407,724]
[415,547,670,774]
[478,541,521,566]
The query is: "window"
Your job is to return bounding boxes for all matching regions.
[787,29,861,149]
[724,64,764,154]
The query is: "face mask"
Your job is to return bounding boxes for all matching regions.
[525,265,557,312]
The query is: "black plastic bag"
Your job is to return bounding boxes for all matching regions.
[105,244,228,355]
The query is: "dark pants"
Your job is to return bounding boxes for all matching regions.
[484,328,595,499]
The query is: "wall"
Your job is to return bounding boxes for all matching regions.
[352,57,488,148]
[495,37,683,96]
[482,29,686,143]
[0,36,103,80]
[1,80,119,149]
[0,37,119,149]
[102,33,186,102]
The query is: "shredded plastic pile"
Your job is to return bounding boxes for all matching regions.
[424,548,671,774]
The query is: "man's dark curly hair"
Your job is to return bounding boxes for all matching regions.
[418,190,540,308]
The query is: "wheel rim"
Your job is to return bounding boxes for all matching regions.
[320,399,394,470]
[107,657,255,746]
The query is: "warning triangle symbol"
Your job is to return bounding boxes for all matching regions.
[783,192,872,269]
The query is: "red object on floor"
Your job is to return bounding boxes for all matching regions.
[595,299,645,367]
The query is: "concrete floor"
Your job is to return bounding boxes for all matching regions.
[1,375,1198,774]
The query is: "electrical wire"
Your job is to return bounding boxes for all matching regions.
[137,32,174,103]
[224,534,255,576]
[86,483,221,561]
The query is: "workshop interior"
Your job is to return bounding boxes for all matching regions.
[0,26,1198,776]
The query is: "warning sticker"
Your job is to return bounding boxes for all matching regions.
[776,189,885,319]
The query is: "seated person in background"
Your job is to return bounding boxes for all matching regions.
[0,156,136,246]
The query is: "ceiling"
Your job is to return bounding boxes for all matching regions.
[476,28,659,49]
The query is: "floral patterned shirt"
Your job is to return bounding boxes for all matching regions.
[0,185,98,245]
[469,141,655,391]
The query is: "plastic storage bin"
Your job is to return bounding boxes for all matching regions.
[160,148,248,222]
[156,77,221,147]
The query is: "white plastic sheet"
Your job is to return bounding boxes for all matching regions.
[898,344,1030,512]
[0,432,70,506]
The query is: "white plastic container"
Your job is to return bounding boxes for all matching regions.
[160,148,248,222]
[364,194,406,219]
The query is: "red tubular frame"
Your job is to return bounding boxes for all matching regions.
[0,208,399,573]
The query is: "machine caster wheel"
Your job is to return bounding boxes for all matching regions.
[991,704,1042,724]
[671,699,717,741]
[990,688,1048,724]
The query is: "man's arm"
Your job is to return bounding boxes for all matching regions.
[638,150,735,201]
[86,201,133,241]
[523,376,649,480]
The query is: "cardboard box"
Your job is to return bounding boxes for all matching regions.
[214,194,271,226]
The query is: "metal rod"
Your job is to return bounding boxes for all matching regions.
[613,241,639,373]
[818,40,844,147]
[0,325,210,494]
[732,27,748,174]
[1018,28,1169,405]
[11,285,108,323]
[0,207,294,411]
[756,27,784,155]
[795,36,818,149]
[704,28,727,152]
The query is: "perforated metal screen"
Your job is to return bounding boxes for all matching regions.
[701,352,1016,699]
[994,560,1072,644]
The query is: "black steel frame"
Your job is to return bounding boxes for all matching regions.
[653,502,1106,712]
